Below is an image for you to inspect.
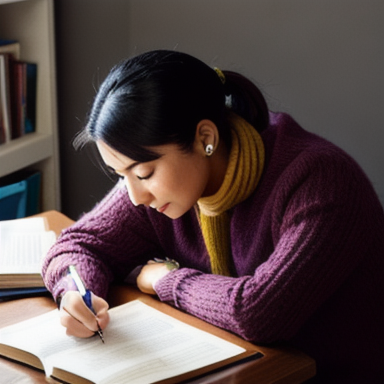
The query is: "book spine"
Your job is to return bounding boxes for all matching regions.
[11,61,25,139]
[0,41,20,145]
[24,63,37,134]
[0,54,12,143]
[0,41,37,142]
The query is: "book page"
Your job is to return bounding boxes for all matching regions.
[0,309,93,374]
[0,301,246,384]
[51,301,246,384]
[0,217,56,273]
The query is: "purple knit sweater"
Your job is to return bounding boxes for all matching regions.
[42,113,384,383]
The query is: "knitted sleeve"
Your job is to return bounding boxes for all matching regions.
[42,181,160,301]
[154,146,384,344]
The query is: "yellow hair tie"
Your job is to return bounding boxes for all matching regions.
[214,67,226,85]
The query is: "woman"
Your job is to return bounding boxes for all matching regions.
[42,50,384,383]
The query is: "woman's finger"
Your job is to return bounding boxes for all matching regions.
[60,306,96,338]
[60,291,109,336]
[90,292,110,329]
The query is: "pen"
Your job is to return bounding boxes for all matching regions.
[68,265,104,343]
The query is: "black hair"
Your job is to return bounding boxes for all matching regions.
[75,50,269,163]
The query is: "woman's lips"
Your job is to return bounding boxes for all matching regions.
[157,203,170,213]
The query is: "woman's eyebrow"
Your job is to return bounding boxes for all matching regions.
[108,162,141,175]
[125,161,140,172]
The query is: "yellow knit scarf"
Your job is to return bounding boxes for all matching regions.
[197,112,265,276]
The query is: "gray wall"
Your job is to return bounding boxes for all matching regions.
[55,0,384,220]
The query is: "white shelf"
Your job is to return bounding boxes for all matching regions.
[0,133,53,176]
[0,0,60,211]
[0,0,28,4]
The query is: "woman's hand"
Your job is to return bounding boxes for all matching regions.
[59,291,110,338]
[137,259,178,295]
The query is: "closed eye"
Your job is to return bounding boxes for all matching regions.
[137,171,154,181]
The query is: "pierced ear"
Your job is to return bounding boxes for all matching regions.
[195,120,219,155]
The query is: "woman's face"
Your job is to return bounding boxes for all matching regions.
[96,140,212,219]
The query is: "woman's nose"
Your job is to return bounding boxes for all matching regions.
[124,178,152,207]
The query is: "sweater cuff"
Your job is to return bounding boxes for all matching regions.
[154,268,203,307]
[153,271,176,303]
[51,274,78,308]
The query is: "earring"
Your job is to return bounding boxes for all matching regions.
[205,144,214,156]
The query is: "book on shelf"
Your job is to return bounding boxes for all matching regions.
[0,298,262,384]
[0,40,20,144]
[24,62,37,134]
[0,106,4,144]
[10,59,37,138]
[10,59,25,139]
[0,70,6,144]
[0,39,37,143]
[0,216,56,289]
[0,53,12,144]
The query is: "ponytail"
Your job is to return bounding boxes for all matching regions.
[222,71,269,133]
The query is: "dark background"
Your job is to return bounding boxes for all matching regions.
[54,0,384,220]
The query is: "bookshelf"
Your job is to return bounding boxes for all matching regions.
[0,0,60,211]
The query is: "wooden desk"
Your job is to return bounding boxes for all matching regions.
[0,211,316,384]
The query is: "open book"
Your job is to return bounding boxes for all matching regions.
[0,299,261,384]
[0,216,56,288]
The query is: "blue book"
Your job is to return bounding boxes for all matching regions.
[0,287,49,302]
[24,62,37,134]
